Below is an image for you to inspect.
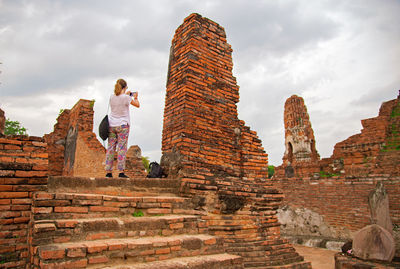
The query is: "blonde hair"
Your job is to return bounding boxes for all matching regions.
[114,79,127,96]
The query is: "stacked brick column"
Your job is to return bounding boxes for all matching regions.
[275,95,320,178]
[0,135,48,268]
[162,13,310,268]
[162,13,269,193]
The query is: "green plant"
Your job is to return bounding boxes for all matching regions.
[142,156,150,173]
[268,165,275,178]
[5,118,27,135]
[318,171,339,178]
[132,210,144,217]
[390,103,400,118]
[58,109,65,116]
[90,99,95,108]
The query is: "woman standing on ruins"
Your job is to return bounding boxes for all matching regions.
[105,78,140,178]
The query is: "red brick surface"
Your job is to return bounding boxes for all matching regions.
[275,95,320,178]
[161,13,311,268]
[45,99,146,178]
[0,135,48,268]
[272,176,400,236]
[272,96,400,241]
[276,96,400,178]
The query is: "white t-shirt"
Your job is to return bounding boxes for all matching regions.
[108,94,132,127]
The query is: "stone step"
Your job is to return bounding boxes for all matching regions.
[47,176,181,197]
[32,192,202,221]
[104,253,244,269]
[32,215,204,245]
[36,234,224,268]
[262,261,312,269]
[224,240,305,268]
[243,254,304,268]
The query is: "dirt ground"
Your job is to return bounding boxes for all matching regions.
[294,245,338,269]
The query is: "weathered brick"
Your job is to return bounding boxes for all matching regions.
[39,247,65,260]
[89,206,119,212]
[88,255,109,264]
[155,248,171,255]
[55,219,78,228]
[84,242,108,253]
[66,245,86,258]
[32,207,53,214]
[86,232,115,241]
[63,258,88,268]
[15,170,47,178]
[0,199,11,205]
[54,206,88,213]
[11,198,31,204]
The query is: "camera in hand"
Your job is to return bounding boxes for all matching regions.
[129,91,137,97]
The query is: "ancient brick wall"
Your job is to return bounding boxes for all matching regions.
[275,95,400,179]
[0,135,48,268]
[326,98,400,177]
[45,99,106,177]
[272,95,400,249]
[271,176,400,239]
[45,99,145,178]
[161,13,310,268]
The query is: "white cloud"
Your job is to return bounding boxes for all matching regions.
[1,0,399,165]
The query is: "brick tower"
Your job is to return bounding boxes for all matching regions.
[162,13,269,184]
[275,95,320,178]
[283,95,319,164]
[161,13,311,268]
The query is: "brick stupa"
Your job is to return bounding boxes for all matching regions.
[275,95,320,178]
[161,13,311,268]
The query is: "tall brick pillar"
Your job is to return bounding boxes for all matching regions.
[0,108,5,136]
[161,13,311,268]
[274,95,320,178]
[162,13,268,186]
[283,95,319,164]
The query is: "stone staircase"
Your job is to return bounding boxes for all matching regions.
[30,176,243,269]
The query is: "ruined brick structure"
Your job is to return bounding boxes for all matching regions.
[0,135,48,268]
[272,95,400,260]
[276,95,400,179]
[324,97,400,177]
[162,14,269,183]
[275,95,320,178]
[45,99,145,178]
[44,99,104,177]
[161,13,311,268]
[0,108,5,136]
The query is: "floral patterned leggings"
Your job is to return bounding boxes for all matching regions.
[105,125,130,172]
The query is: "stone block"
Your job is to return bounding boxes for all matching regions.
[368,181,393,234]
[353,224,395,262]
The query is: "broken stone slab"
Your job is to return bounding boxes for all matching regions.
[353,224,395,262]
[368,181,393,235]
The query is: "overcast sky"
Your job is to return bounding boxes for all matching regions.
[1,0,399,165]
